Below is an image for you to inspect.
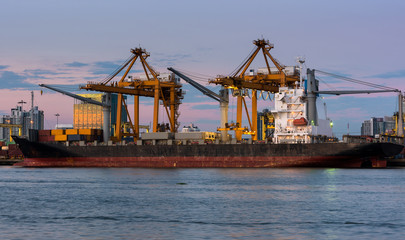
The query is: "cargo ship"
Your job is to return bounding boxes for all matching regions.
[12,77,404,168]
[10,40,405,168]
[12,135,403,168]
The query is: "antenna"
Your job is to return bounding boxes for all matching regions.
[31,91,34,110]
[18,100,27,111]
[296,56,305,88]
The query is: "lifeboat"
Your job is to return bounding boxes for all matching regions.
[293,117,308,126]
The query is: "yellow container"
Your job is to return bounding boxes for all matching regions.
[54,135,67,141]
[66,129,78,135]
[51,129,65,135]
[79,129,94,135]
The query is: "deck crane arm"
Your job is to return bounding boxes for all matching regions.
[39,84,111,142]
[316,90,400,95]
[39,84,110,107]
[167,67,227,103]
[308,69,403,136]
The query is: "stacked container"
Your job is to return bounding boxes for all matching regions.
[51,129,66,141]
[38,130,55,142]
[37,129,103,142]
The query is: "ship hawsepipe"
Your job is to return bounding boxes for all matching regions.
[12,136,404,168]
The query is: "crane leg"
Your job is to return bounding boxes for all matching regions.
[252,90,257,141]
[115,94,123,141]
[236,96,243,141]
[170,86,175,132]
[134,95,139,140]
[153,84,159,132]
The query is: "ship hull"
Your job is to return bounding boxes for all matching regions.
[12,137,403,168]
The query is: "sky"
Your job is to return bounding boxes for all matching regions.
[1,0,404,138]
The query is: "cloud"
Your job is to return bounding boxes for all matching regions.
[191,103,219,110]
[0,65,9,70]
[370,69,405,79]
[0,71,34,89]
[91,61,123,75]
[24,69,62,76]
[65,61,89,67]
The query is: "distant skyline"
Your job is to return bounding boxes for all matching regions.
[1,0,404,137]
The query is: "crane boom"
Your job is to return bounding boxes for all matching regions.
[167,67,226,102]
[39,84,110,107]
[316,90,399,95]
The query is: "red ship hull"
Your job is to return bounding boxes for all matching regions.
[14,155,386,168]
[13,136,401,168]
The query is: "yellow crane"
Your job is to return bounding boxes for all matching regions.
[81,48,183,142]
[210,39,299,141]
[0,123,22,142]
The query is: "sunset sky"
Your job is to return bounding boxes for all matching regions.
[1,0,404,137]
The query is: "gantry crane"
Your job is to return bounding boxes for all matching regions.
[209,39,299,141]
[81,48,183,142]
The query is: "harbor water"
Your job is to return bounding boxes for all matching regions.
[1,167,405,239]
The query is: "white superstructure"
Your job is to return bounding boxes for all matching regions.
[272,86,310,143]
[270,71,333,143]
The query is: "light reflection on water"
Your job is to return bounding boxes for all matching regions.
[0,167,405,239]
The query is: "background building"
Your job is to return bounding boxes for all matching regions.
[74,94,104,129]
[361,116,395,136]
[73,93,127,135]
[0,92,44,142]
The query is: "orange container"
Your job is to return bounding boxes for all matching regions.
[79,129,94,135]
[54,135,67,141]
[51,129,65,135]
[66,129,78,135]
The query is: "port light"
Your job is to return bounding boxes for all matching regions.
[330,121,334,128]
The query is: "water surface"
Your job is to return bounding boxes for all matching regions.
[1,167,404,239]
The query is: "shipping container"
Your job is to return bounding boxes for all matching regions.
[51,129,65,135]
[67,134,87,141]
[38,130,52,136]
[38,135,55,142]
[54,135,67,141]
[142,132,174,140]
[66,129,79,135]
[79,129,95,135]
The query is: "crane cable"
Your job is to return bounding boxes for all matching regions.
[173,68,213,84]
[228,46,257,77]
[316,76,338,92]
[315,69,396,91]
[100,54,135,85]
